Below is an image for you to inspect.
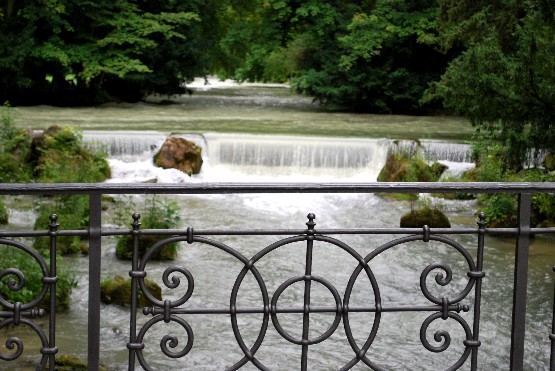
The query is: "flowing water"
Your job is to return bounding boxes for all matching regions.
[2,82,553,370]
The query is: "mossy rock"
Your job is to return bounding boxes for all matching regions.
[377,153,446,183]
[79,241,89,255]
[400,209,451,228]
[53,354,107,371]
[115,235,178,260]
[54,354,87,371]
[100,275,162,307]
[544,152,555,171]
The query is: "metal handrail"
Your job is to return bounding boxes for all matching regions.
[1,182,554,370]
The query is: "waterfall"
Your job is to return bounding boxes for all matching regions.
[201,133,391,180]
[83,131,207,161]
[83,132,474,183]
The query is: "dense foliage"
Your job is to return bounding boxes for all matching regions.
[0,0,448,112]
[427,1,555,170]
[2,1,555,170]
[0,0,204,104]
[219,0,447,113]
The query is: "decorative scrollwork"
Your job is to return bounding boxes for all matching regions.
[138,237,195,309]
[134,315,194,370]
[1,335,23,361]
[0,239,50,310]
[129,215,481,370]
[419,312,473,369]
[0,317,49,364]
[420,263,454,305]
[0,268,25,292]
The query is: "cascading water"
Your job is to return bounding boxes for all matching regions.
[83,132,475,183]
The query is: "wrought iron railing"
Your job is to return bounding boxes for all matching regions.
[0,182,554,370]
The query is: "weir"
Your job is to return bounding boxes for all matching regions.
[83,132,474,182]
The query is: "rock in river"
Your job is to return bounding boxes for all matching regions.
[153,136,203,175]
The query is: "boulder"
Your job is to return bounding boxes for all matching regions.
[154,137,202,175]
[400,209,451,228]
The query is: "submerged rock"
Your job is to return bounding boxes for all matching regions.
[153,137,203,175]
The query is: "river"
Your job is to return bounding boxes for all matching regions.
[2,80,554,370]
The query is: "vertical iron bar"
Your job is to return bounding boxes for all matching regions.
[301,214,316,371]
[550,266,555,371]
[48,214,59,371]
[128,213,141,370]
[88,192,102,371]
[510,193,531,371]
[470,213,486,370]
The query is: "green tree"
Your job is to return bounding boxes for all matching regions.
[427,1,555,170]
[293,0,445,113]
[219,0,447,113]
[0,0,202,105]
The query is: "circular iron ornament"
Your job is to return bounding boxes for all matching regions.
[228,236,308,370]
[231,233,383,371]
[0,239,50,311]
[136,235,272,371]
[135,314,194,371]
[419,312,473,370]
[134,230,476,370]
[0,317,49,364]
[341,234,476,370]
[271,275,342,346]
[313,236,384,371]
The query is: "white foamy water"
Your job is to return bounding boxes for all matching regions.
[84,132,474,184]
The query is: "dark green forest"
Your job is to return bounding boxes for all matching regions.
[1,0,555,168]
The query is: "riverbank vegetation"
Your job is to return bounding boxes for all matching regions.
[0,104,111,310]
[2,1,553,168]
[113,196,182,260]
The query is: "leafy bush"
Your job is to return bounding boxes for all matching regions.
[114,196,181,260]
[34,126,111,183]
[33,196,90,255]
[466,139,555,227]
[0,246,77,311]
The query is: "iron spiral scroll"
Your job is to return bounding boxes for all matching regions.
[127,213,486,370]
[0,215,59,370]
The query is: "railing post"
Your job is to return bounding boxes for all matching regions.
[47,214,60,371]
[88,192,102,371]
[469,212,487,370]
[128,213,142,370]
[510,192,531,370]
